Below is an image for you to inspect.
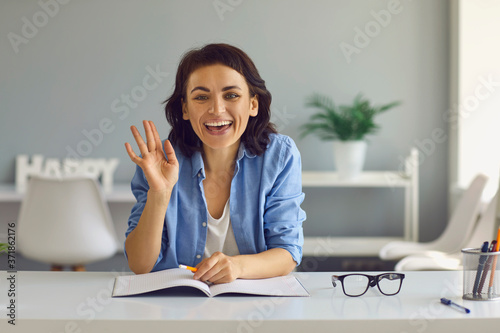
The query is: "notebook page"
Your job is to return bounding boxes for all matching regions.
[112,268,211,297]
[209,275,309,297]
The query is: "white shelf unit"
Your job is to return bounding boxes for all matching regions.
[301,148,419,256]
[0,183,136,203]
[0,149,419,257]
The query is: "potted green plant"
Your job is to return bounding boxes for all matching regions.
[300,93,400,179]
[0,243,7,254]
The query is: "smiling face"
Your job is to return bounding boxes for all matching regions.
[182,64,259,153]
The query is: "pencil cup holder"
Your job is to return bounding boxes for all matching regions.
[462,248,500,301]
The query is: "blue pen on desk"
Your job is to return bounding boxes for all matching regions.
[473,241,489,295]
[440,298,471,314]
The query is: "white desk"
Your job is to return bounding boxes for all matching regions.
[1,270,499,332]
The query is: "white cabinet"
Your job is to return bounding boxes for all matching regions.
[301,148,419,256]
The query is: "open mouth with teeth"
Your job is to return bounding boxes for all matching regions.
[204,120,233,132]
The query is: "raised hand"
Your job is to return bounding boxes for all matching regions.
[125,120,179,193]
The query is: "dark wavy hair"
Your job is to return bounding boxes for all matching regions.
[164,43,277,157]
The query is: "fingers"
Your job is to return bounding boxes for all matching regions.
[193,252,239,284]
[206,269,232,284]
[149,121,164,154]
[127,125,149,157]
[143,120,156,153]
[163,139,178,166]
[126,121,163,158]
[124,142,139,162]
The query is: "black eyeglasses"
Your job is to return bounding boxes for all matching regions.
[331,273,405,297]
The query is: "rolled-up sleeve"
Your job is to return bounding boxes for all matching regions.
[124,165,168,267]
[125,164,149,240]
[263,137,306,264]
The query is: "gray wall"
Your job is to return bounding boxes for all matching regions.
[0,0,449,242]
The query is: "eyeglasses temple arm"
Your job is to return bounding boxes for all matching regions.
[331,275,339,287]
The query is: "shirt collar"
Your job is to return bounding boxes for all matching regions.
[190,142,256,178]
[191,150,205,179]
[236,141,257,161]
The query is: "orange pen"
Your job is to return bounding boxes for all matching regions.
[488,227,500,296]
[179,264,198,272]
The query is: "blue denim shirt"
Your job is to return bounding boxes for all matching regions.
[125,133,306,272]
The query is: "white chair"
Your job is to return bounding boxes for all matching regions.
[394,189,498,271]
[394,251,462,271]
[395,192,500,271]
[379,174,488,261]
[17,175,120,271]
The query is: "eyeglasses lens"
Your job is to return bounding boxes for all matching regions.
[377,274,403,295]
[343,275,369,296]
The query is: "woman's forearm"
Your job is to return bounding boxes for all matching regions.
[125,190,170,274]
[235,248,297,279]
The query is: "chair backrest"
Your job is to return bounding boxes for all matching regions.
[17,175,120,265]
[465,191,498,249]
[431,174,488,253]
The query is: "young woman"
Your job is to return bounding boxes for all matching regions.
[124,43,306,284]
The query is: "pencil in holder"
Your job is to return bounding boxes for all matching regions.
[462,248,500,301]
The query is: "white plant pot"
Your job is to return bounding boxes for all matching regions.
[332,140,367,180]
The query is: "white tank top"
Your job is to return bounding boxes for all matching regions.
[203,199,240,259]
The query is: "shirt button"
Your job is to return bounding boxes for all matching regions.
[202,222,207,227]
[196,254,201,259]
[198,172,201,178]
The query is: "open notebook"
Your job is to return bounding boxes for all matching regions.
[112,268,309,297]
